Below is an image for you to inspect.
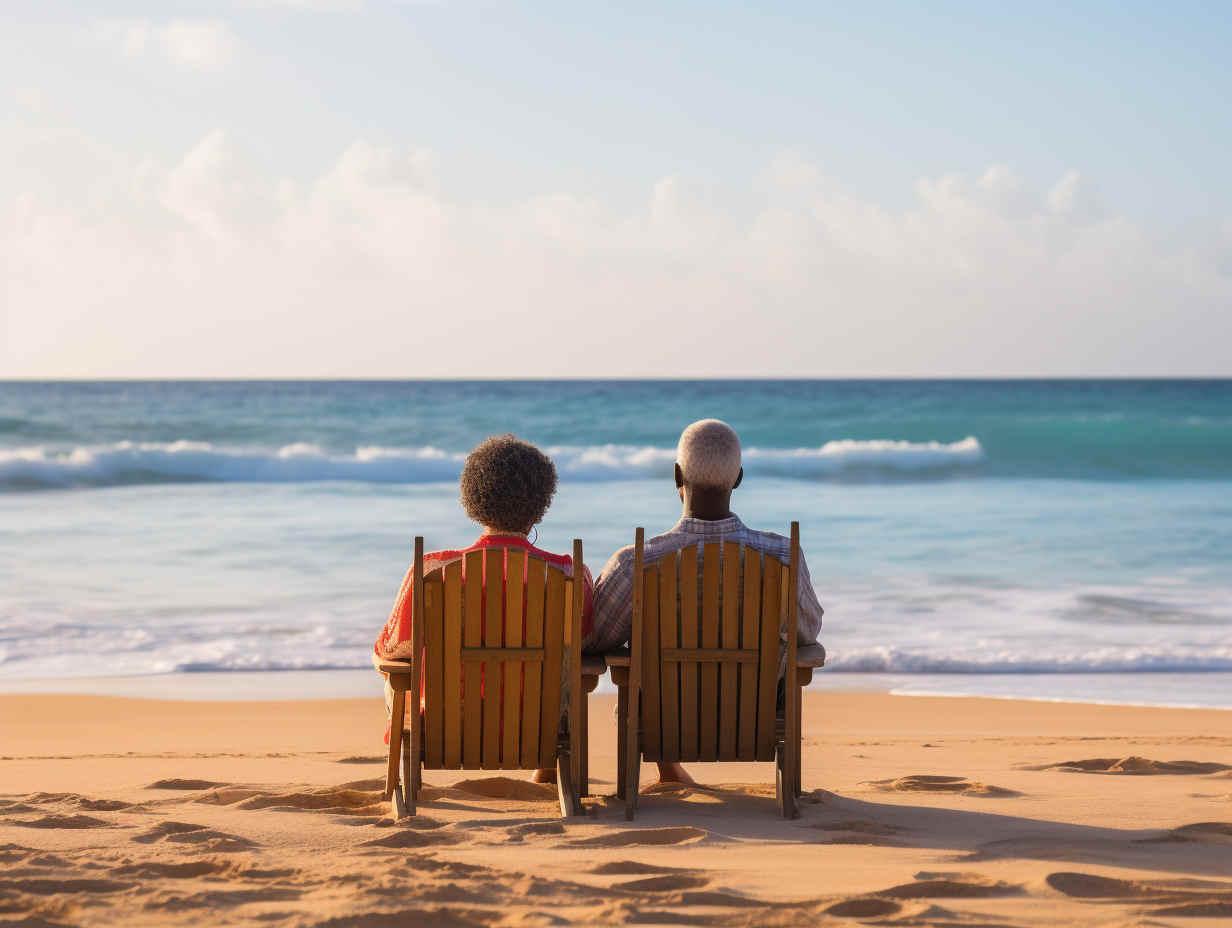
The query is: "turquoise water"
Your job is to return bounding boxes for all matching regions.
[2,380,1230,706]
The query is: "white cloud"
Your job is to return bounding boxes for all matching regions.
[3,125,1229,377]
[238,0,365,8]
[96,19,237,72]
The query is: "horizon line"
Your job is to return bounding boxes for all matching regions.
[3,375,1231,384]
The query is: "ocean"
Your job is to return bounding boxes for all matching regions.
[2,380,1230,707]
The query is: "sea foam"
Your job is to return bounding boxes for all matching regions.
[0,437,984,491]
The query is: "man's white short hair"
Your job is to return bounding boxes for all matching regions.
[676,419,742,490]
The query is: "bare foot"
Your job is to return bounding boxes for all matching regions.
[656,762,695,786]
[531,767,557,784]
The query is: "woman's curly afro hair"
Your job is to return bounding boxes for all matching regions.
[459,434,557,533]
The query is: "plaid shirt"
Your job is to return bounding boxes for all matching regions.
[584,514,824,656]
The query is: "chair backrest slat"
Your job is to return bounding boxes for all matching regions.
[756,553,782,762]
[538,566,566,768]
[718,541,741,762]
[698,543,721,761]
[442,560,464,768]
[640,565,661,760]
[423,576,446,767]
[634,534,796,765]
[481,549,504,768]
[520,556,547,767]
[501,549,526,769]
[737,548,762,759]
[461,550,485,767]
[658,551,680,761]
[677,545,700,762]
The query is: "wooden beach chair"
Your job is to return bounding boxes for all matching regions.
[606,523,826,819]
[379,538,603,819]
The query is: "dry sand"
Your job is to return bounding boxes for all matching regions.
[2,690,1230,926]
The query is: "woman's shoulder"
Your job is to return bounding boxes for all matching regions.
[526,543,576,567]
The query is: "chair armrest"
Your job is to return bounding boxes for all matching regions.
[796,643,826,668]
[582,655,607,677]
[377,659,414,674]
[603,648,630,669]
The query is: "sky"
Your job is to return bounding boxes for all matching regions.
[3,1,1230,378]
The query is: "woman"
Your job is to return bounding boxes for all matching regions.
[373,434,593,781]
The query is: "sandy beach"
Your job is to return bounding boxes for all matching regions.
[2,689,1229,926]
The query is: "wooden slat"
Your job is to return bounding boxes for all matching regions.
[658,550,680,762]
[641,565,661,761]
[662,648,757,662]
[423,576,445,768]
[407,537,425,800]
[719,541,741,760]
[698,542,720,761]
[737,549,761,760]
[678,544,699,762]
[538,566,566,768]
[520,557,546,768]
[756,556,782,762]
[442,560,463,768]
[482,548,504,769]
[568,538,585,799]
[625,530,644,817]
[461,648,543,662]
[462,550,484,767]
[786,522,801,806]
[502,549,525,769]
[385,683,405,799]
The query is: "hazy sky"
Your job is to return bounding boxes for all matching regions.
[3,1,1230,377]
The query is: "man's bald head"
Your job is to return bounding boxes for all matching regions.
[676,419,742,491]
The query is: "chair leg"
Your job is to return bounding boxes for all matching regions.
[794,682,804,798]
[580,693,590,798]
[556,750,581,818]
[409,734,423,813]
[777,740,798,819]
[625,745,641,821]
[386,686,408,819]
[615,683,628,800]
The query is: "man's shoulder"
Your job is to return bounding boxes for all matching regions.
[739,525,793,561]
[597,527,687,580]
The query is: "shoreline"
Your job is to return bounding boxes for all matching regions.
[3,668,1230,711]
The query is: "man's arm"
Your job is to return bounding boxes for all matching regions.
[795,552,824,644]
[582,546,635,654]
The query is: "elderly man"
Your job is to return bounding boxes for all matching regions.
[586,418,825,785]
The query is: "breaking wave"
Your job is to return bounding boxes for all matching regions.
[0,437,984,491]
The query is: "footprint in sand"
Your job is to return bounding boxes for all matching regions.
[1047,870,1232,909]
[0,877,135,896]
[1141,822,1232,845]
[568,826,708,848]
[864,774,1019,797]
[589,861,693,876]
[12,814,112,830]
[1037,756,1231,775]
[234,787,384,815]
[360,826,462,849]
[146,778,229,790]
[338,778,385,791]
[507,821,565,839]
[144,887,304,912]
[132,820,256,852]
[873,874,1022,899]
[448,778,557,802]
[810,819,905,846]
[824,898,903,918]
[112,860,230,879]
[612,874,712,893]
